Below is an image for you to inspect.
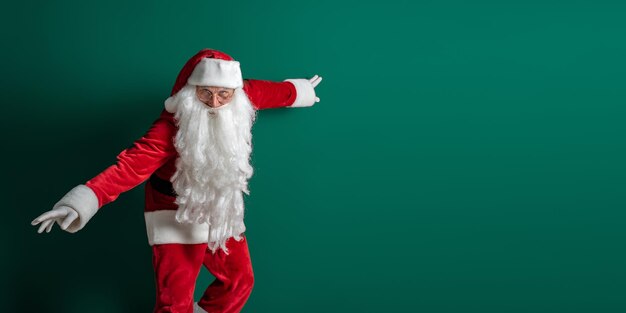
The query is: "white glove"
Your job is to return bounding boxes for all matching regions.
[31,206,79,233]
[309,74,323,103]
[31,184,99,234]
[285,74,324,108]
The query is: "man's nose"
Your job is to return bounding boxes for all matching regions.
[209,95,220,107]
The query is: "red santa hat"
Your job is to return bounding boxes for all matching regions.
[172,49,244,95]
[165,49,243,112]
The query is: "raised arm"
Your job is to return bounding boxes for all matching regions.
[243,75,322,110]
[32,109,177,233]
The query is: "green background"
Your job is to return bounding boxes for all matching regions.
[4,0,625,312]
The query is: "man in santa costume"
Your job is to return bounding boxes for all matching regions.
[31,48,323,313]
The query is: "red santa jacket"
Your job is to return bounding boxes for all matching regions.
[60,78,316,244]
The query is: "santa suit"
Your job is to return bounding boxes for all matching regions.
[53,50,318,313]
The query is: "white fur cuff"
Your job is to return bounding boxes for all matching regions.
[285,78,316,108]
[52,184,99,233]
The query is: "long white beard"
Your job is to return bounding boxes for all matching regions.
[167,84,257,254]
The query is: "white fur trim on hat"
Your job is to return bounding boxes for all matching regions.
[144,210,209,245]
[188,58,243,89]
[52,184,99,233]
[284,79,316,108]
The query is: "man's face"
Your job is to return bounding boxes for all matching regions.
[195,86,235,108]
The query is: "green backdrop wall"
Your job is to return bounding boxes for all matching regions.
[3,0,625,312]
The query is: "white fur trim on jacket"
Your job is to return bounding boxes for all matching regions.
[52,184,99,233]
[188,58,243,89]
[144,210,209,245]
[285,78,317,108]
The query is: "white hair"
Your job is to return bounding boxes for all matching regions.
[168,84,257,254]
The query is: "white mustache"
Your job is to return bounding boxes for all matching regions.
[167,84,257,253]
[206,101,233,115]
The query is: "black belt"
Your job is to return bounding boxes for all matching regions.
[149,174,178,197]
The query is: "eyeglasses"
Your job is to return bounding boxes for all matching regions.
[196,86,234,104]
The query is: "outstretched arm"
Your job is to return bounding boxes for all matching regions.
[85,109,177,208]
[32,109,177,233]
[243,75,323,110]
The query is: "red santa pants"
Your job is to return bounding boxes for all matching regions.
[151,235,254,313]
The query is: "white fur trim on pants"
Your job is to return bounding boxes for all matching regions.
[144,210,209,245]
[194,302,208,313]
[285,78,317,108]
[53,184,99,233]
